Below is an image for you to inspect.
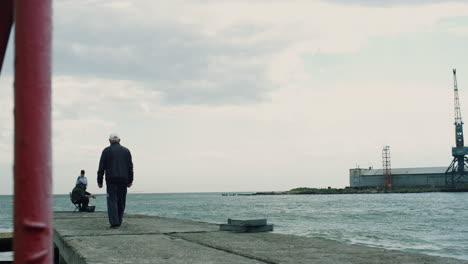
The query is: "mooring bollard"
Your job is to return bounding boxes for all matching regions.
[220,219,273,233]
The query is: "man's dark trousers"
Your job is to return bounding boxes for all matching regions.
[77,197,89,211]
[107,183,127,226]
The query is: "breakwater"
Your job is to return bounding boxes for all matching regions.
[254,186,468,195]
[53,212,468,264]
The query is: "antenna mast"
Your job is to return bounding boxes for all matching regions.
[382,146,392,188]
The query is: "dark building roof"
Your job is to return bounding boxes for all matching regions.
[362,167,447,176]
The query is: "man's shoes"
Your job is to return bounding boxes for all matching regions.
[79,206,96,212]
[110,224,120,228]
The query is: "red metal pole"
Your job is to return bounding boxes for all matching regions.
[0,0,13,74]
[14,0,53,263]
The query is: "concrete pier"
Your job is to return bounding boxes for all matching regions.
[0,233,12,252]
[53,211,468,264]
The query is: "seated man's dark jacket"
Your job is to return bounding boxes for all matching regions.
[97,142,134,185]
[71,184,90,203]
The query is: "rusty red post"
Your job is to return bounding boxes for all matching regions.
[14,0,53,263]
[0,0,13,74]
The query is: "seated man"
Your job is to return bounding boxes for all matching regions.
[71,183,95,212]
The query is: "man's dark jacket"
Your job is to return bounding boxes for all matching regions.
[71,184,90,203]
[97,142,134,185]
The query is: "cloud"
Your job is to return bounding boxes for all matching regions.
[52,75,161,119]
[325,0,468,7]
[0,75,13,165]
[3,0,468,194]
[53,2,281,105]
[52,0,468,107]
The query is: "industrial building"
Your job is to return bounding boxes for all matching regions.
[349,69,468,189]
[349,167,447,188]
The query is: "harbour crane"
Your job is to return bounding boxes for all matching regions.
[445,69,468,186]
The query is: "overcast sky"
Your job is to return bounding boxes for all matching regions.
[2,0,468,194]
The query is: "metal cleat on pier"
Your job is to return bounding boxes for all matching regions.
[220,218,273,233]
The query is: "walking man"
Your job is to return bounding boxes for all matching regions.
[97,133,134,228]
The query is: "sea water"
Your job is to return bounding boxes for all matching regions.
[0,192,467,260]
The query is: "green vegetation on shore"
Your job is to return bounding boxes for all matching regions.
[253,185,468,195]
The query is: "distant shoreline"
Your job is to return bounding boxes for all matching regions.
[248,186,468,195]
